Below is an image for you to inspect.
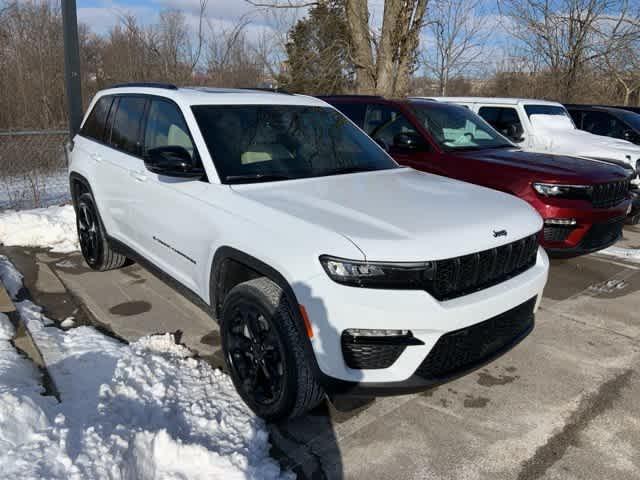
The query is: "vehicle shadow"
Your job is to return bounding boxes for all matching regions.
[266,281,374,480]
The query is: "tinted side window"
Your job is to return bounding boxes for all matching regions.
[144,99,195,158]
[331,103,367,128]
[364,104,403,135]
[109,96,147,156]
[80,96,113,141]
[478,106,522,137]
[371,110,419,148]
[582,111,627,139]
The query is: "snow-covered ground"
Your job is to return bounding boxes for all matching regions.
[0,204,78,253]
[0,255,290,480]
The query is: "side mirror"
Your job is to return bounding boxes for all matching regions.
[623,130,637,143]
[144,146,204,179]
[392,132,427,151]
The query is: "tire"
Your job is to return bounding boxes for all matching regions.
[76,192,127,271]
[220,277,325,420]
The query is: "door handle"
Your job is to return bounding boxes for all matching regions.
[90,152,102,162]
[130,171,147,182]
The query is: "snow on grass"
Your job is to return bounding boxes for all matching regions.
[0,204,78,253]
[599,246,640,263]
[0,256,290,480]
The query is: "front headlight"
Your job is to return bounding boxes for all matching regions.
[532,182,592,200]
[319,255,434,289]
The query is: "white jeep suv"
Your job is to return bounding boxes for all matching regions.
[69,83,549,419]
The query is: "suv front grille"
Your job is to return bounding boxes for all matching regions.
[415,297,536,381]
[591,180,629,208]
[427,234,538,301]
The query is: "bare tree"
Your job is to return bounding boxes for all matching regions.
[423,0,490,95]
[246,0,429,96]
[498,0,638,101]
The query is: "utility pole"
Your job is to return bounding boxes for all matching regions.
[62,0,83,138]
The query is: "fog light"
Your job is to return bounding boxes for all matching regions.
[346,328,410,337]
[544,218,577,226]
[342,329,424,346]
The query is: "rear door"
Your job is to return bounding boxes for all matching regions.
[75,96,117,228]
[101,95,149,245]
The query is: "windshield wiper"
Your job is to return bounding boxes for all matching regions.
[224,173,293,184]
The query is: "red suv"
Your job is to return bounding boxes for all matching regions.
[322,96,632,257]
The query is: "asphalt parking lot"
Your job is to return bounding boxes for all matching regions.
[4,225,640,480]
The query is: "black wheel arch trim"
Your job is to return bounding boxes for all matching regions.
[210,246,326,386]
[69,172,94,210]
[210,246,300,319]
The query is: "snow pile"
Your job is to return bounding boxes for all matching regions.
[0,205,79,253]
[0,254,24,297]
[0,256,289,480]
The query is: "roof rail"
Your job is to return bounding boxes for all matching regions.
[317,94,383,99]
[240,87,293,95]
[109,82,178,90]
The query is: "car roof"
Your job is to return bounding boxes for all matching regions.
[95,85,329,108]
[565,104,633,115]
[420,97,564,107]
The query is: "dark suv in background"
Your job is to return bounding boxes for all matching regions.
[565,105,640,146]
[322,96,633,257]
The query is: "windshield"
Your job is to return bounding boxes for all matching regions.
[191,105,398,183]
[410,103,514,151]
[524,105,572,120]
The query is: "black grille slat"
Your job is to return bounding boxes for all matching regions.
[543,225,575,243]
[429,234,538,301]
[341,340,405,369]
[415,297,536,380]
[592,180,629,209]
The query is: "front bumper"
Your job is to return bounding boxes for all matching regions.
[295,248,549,385]
[322,297,535,396]
[529,196,630,255]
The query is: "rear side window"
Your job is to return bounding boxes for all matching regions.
[109,96,147,156]
[478,106,522,137]
[80,96,113,141]
[144,99,195,159]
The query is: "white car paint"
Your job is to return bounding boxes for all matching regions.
[70,87,549,383]
[422,96,640,180]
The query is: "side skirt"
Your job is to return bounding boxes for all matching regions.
[107,236,216,321]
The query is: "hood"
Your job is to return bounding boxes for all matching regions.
[456,148,632,183]
[530,114,640,164]
[231,168,542,261]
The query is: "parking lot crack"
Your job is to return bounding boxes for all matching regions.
[516,369,633,480]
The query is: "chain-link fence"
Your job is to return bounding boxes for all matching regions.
[0,130,70,211]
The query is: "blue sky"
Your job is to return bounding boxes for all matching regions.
[76,0,289,36]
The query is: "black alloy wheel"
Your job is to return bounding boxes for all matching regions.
[224,301,286,407]
[77,197,102,267]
